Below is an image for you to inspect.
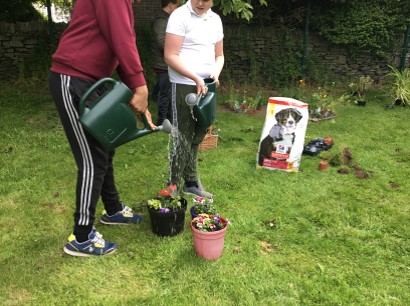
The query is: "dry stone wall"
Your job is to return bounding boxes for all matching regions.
[0,22,43,78]
[0,20,407,84]
[221,25,406,84]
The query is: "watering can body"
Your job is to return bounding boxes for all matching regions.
[192,78,217,128]
[78,78,165,150]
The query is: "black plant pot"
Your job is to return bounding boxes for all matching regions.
[395,99,404,106]
[147,198,187,237]
[357,101,366,106]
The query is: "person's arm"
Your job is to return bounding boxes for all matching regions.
[95,0,149,116]
[210,40,224,87]
[164,33,208,96]
[129,85,149,114]
[152,17,167,53]
[95,0,146,89]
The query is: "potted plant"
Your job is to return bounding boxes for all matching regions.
[147,189,187,237]
[386,66,410,106]
[190,214,230,260]
[241,89,248,111]
[189,196,218,219]
[307,94,336,120]
[240,91,262,114]
[348,75,374,106]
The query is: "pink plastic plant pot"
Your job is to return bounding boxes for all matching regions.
[190,218,228,260]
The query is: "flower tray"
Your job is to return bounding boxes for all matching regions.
[303,137,334,155]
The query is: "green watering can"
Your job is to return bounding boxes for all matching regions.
[78,78,172,150]
[185,78,217,128]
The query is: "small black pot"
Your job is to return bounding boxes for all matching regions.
[395,99,404,106]
[147,197,187,237]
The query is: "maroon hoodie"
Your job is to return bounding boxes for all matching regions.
[51,0,146,90]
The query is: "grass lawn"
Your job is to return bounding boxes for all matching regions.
[0,79,409,305]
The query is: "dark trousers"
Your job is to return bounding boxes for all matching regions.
[169,83,207,184]
[155,71,172,125]
[48,72,122,236]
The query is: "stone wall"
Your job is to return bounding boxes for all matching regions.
[0,20,408,84]
[221,25,406,84]
[0,22,45,78]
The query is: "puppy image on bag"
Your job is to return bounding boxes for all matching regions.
[257,97,308,172]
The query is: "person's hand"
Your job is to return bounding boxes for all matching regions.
[129,85,148,114]
[143,109,157,130]
[194,77,208,96]
[209,75,220,87]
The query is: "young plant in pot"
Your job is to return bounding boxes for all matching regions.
[190,196,218,219]
[147,189,187,237]
[386,66,410,107]
[348,75,374,106]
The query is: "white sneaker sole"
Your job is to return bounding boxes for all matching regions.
[63,246,116,257]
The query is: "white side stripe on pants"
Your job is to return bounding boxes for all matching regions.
[60,75,94,226]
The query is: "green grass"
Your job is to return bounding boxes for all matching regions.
[0,79,409,305]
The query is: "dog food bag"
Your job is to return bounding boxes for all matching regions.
[256,97,309,172]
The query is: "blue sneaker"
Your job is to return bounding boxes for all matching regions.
[63,229,117,257]
[100,205,144,225]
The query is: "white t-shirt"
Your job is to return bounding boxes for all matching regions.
[166,1,224,85]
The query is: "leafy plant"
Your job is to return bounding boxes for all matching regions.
[191,214,229,232]
[147,189,182,213]
[244,91,262,111]
[348,75,374,101]
[294,80,341,120]
[223,85,242,111]
[310,0,409,57]
[180,0,267,21]
[191,197,218,215]
[386,66,410,106]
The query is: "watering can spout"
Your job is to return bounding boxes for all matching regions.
[183,78,217,128]
[159,118,173,134]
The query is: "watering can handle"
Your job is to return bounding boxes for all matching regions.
[193,90,205,105]
[197,92,204,103]
[79,78,117,115]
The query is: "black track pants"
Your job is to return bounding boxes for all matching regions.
[49,72,122,236]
